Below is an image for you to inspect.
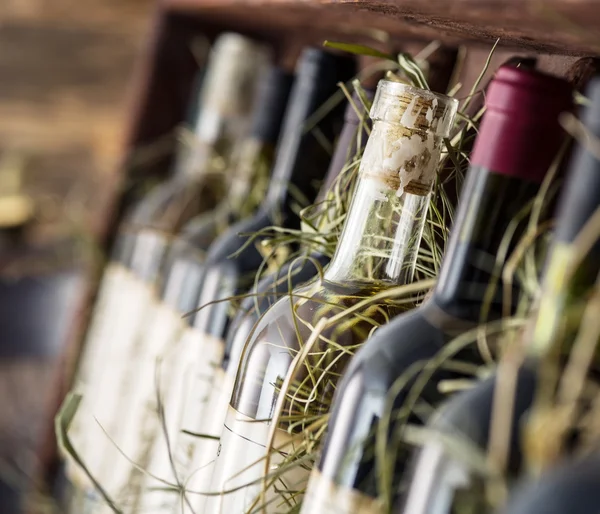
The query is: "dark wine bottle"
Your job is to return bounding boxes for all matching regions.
[400,76,600,514]
[185,89,374,509]
[126,65,294,514]
[307,66,573,513]
[204,80,458,514]
[498,453,600,514]
[400,368,537,514]
[67,33,267,500]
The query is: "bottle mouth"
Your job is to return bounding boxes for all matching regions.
[370,80,458,137]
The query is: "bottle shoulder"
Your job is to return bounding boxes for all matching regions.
[232,278,404,419]
[223,254,329,364]
[243,279,404,364]
[128,174,223,232]
[228,257,323,338]
[243,280,319,351]
[431,366,536,452]
[205,209,271,262]
[344,301,453,392]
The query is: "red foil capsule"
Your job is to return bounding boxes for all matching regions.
[471,65,573,184]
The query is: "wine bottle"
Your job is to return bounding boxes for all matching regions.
[67,33,267,501]
[185,88,374,511]
[499,453,600,514]
[400,76,600,514]
[307,66,573,513]
[203,79,457,514]
[127,64,294,514]
[156,48,354,512]
[400,368,537,514]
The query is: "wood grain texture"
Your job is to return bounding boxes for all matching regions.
[0,2,153,502]
[0,2,152,240]
[166,0,600,54]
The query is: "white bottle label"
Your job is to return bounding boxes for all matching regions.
[204,406,308,514]
[107,301,186,500]
[96,280,159,497]
[71,268,156,498]
[66,264,126,486]
[134,326,193,514]
[301,469,385,514]
[69,267,154,492]
[175,329,225,469]
[136,327,225,512]
[185,367,234,513]
[74,265,125,388]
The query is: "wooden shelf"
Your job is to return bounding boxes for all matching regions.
[165,0,600,55]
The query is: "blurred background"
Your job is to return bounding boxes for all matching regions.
[0,1,151,509]
[0,0,151,239]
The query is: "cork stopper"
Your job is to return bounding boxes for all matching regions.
[360,80,458,195]
[370,81,457,136]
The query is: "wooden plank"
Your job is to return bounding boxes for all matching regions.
[166,0,600,54]
[0,0,149,32]
[0,19,148,239]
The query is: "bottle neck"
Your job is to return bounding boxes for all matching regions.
[432,166,542,321]
[175,111,246,181]
[325,119,442,286]
[262,57,352,225]
[224,67,292,217]
[227,137,275,218]
[529,108,600,356]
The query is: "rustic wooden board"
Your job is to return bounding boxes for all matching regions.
[0,22,139,236]
[166,0,600,55]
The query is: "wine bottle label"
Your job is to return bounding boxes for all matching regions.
[175,329,225,465]
[74,264,126,388]
[135,328,226,510]
[302,470,385,514]
[185,366,236,513]
[134,324,200,514]
[203,406,308,514]
[66,263,127,486]
[80,271,157,494]
[68,266,154,491]
[108,301,186,499]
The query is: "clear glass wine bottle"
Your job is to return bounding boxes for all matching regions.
[185,87,373,513]
[204,80,457,514]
